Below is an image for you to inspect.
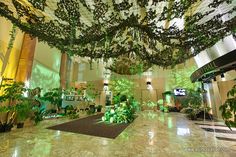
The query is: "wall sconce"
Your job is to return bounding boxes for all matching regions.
[221,73,225,78]
[103,82,109,91]
[146,81,152,90]
[213,77,216,82]
[221,73,226,81]
[104,83,108,86]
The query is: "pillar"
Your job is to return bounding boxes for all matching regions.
[59,52,67,89]
[15,34,36,82]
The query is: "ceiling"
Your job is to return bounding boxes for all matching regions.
[0,0,235,68]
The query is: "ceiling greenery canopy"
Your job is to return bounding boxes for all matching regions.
[0,0,235,67]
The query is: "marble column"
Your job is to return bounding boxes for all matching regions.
[72,61,79,82]
[59,52,67,89]
[15,34,36,82]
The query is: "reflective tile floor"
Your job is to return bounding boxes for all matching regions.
[0,111,236,157]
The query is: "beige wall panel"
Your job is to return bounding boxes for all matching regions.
[34,42,61,73]
[0,17,24,79]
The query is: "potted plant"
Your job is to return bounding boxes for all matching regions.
[0,81,26,132]
[0,105,15,132]
[220,84,236,130]
[15,100,31,128]
[41,88,63,112]
[96,105,103,112]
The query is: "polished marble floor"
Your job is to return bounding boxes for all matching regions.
[0,111,235,157]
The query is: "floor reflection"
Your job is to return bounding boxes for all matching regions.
[0,111,235,157]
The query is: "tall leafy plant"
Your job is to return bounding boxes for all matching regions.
[41,88,63,111]
[220,84,236,129]
[0,81,26,131]
[179,88,203,120]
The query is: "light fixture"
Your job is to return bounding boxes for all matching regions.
[213,77,216,81]
[103,82,109,91]
[221,73,226,81]
[146,81,153,90]
[221,73,225,78]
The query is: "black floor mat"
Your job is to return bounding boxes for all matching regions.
[47,114,134,139]
[216,136,236,141]
[201,127,236,134]
[195,122,226,127]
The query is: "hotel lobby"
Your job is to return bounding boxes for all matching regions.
[0,0,236,157]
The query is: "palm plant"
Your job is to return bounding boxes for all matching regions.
[41,88,63,111]
[220,84,236,130]
[0,81,26,132]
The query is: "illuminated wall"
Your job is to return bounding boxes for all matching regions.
[168,61,200,90]
[77,59,198,105]
[0,17,24,79]
[30,42,61,92]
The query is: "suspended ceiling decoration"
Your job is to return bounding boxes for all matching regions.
[106,53,151,75]
[0,0,235,67]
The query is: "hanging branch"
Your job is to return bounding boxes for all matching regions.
[0,0,235,68]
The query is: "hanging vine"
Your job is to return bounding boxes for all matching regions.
[0,0,235,67]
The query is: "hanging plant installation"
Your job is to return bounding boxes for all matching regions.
[107,53,151,75]
[0,0,235,67]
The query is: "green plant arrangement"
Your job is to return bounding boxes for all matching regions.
[102,77,139,123]
[102,95,138,123]
[179,89,203,108]
[142,101,157,111]
[41,88,63,111]
[85,83,99,101]
[102,102,135,123]
[178,88,204,120]
[65,105,79,119]
[107,56,150,75]
[110,77,135,97]
[0,1,235,68]
[0,81,26,132]
[96,105,103,112]
[15,100,31,128]
[220,84,236,129]
[160,105,169,113]
[32,106,44,125]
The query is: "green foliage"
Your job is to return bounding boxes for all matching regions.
[178,88,206,120]
[65,105,79,119]
[16,100,31,122]
[0,81,26,106]
[96,105,103,112]
[32,106,44,125]
[102,97,138,123]
[0,105,15,113]
[129,63,144,76]
[169,66,200,90]
[220,84,236,130]
[110,78,135,97]
[0,0,234,67]
[179,88,202,108]
[68,112,79,119]
[85,83,99,101]
[0,81,27,128]
[160,105,169,112]
[41,88,63,110]
[142,101,157,110]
